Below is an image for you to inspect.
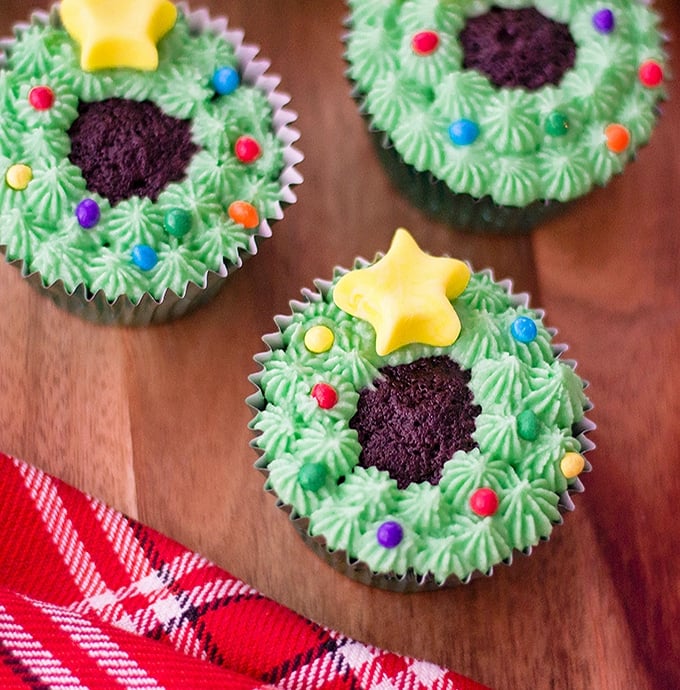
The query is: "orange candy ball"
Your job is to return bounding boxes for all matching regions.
[604,124,630,154]
[228,201,259,229]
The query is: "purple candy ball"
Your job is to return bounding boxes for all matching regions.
[76,198,101,229]
[376,521,404,549]
[592,8,615,34]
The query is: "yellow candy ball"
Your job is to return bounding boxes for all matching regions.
[5,164,33,191]
[304,325,334,354]
[560,452,585,479]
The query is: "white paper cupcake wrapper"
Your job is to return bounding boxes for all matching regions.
[248,256,594,591]
[0,3,303,326]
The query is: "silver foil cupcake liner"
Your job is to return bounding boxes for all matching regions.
[0,3,303,326]
[249,257,595,591]
[370,128,569,234]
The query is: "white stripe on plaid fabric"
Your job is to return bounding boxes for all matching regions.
[73,546,259,658]
[90,498,154,582]
[16,460,113,600]
[15,460,137,628]
[38,596,164,689]
[71,551,208,629]
[334,642,391,690]
[0,602,87,688]
[336,641,460,690]
[268,643,341,690]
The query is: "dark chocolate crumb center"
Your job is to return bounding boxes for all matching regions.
[459,6,576,90]
[68,98,199,206]
[350,356,481,490]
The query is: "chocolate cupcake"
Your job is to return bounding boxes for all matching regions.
[345,1,667,232]
[0,1,301,324]
[249,229,594,590]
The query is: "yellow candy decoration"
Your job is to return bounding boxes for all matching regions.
[333,228,471,356]
[5,164,33,191]
[560,452,585,479]
[60,0,177,72]
[304,326,334,354]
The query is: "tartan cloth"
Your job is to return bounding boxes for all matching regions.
[0,452,489,690]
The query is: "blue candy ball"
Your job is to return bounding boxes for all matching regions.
[449,119,480,146]
[511,316,538,343]
[131,244,158,271]
[212,66,240,95]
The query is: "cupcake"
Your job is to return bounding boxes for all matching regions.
[0,1,302,324]
[345,1,667,232]
[249,229,594,591]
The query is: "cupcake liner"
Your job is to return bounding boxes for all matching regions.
[0,3,303,326]
[249,254,594,591]
[370,128,569,234]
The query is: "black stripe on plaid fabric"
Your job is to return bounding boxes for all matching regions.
[0,638,53,690]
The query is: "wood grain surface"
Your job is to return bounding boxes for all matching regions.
[1,2,678,688]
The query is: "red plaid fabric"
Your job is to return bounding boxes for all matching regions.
[0,452,489,690]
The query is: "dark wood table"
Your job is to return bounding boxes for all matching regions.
[1,2,678,688]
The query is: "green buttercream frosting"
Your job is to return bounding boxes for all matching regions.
[251,258,592,585]
[0,9,291,303]
[346,0,666,206]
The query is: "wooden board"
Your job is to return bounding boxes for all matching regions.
[0,2,678,687]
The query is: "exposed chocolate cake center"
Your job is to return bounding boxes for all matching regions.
[68,98,199,206]
[350,356,481,489]
[459,6,576,90]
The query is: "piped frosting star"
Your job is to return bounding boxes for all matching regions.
[60,0,177,71]
[333,228,471,356]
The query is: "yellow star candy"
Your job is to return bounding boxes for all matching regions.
[333,229,471,356]
[60,0,177,72]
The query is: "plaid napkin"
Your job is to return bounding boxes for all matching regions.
[0,452,488,689]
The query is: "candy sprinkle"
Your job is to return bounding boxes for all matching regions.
[639,60,664,88]
[605,123,631,154]
[212,66,240,95]
[545,111,569,137]
[592,8,615,34]
[517,410,540,442]
[311,382,338,409]
[470,488,499,517]
[75,198,101,229]
[510,316,538,343]
[235,136,262,164]
[411,30,439,56]
[131,244,158,271]
[28,85,55,110]
[449,119,480,146]
[228,201,259,229]
[5,164,33,191]
[298,463,327,492]
[560,452,585,479]
[164,208,192,237]
[377,521,403,549]
[304,325,334,354]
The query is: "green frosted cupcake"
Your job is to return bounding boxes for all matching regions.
[0,2,302,324]
[345,0,667,232]
[249,229,594,590]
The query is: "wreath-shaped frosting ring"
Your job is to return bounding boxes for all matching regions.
[346,0,666,207]
[250,255,593,587]
[0,4,301,308]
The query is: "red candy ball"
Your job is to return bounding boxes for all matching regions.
[311,383,338,409]
[639,60,663,88]
[28,85,55,110]
[235,136,262,163]
[469,488,499,517]
[411,30,440,56]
